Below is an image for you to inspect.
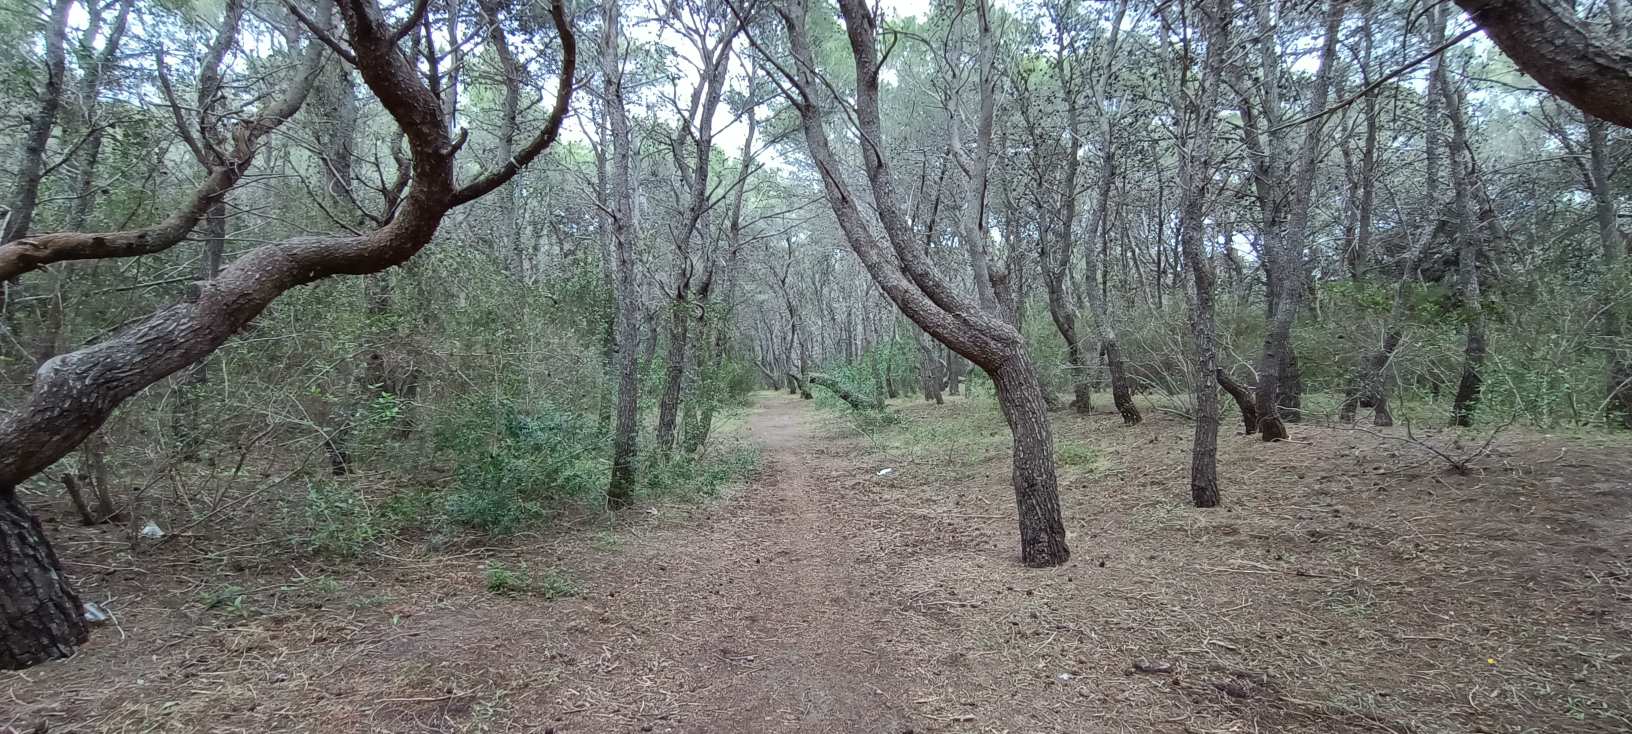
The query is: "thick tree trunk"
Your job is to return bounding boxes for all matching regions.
[1,487,89,670]
[1452,0,1632,128]
[1101,339,1140,425]
[1279,351,1303,423]
[989,355,1070,566]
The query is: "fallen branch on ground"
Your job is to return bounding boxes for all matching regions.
[807,373,884,411]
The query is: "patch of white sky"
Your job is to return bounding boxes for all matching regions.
[560,0,932,162]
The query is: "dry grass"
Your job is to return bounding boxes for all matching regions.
[5,392,1630,733]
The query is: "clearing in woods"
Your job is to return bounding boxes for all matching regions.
[6,391,1632,732]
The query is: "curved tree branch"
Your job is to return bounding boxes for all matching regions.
[450,0,577,206]
[1455,0,1632,128]
[0,0,577,489]
[0,22,329,282]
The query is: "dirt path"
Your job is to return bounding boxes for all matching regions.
[14,391,1631,733]
[356,392,928,733]
[567,392,916,732]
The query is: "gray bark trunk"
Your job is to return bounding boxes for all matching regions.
[602,0,640,504]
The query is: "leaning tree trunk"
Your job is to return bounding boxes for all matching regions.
[0,0,576,670]
[1,487,90,670]
[808,373,883,411]
[1216,369,1258,435]
[780,0,1069,567]
[989,355,1070,564]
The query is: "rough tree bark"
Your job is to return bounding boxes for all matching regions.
[0,0,576,668]
[1453,0,1632,128]
[1243,0,1343,441]
[1586,117,1632,428]
[601,0,640,504]
[1172,0,1233,507]
[0,0,73,247]
[808,374,884,411]
[1443,77,1487,427]
[767,0,1069,566]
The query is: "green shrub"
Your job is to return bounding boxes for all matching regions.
[302,480,380,558]
[639,443,760,501]
[484,561,579,598]
[436,399,610,533]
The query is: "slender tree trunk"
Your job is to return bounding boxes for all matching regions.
[2,0,72,246]
[655,299,688,453]
[1246,0,1343,441]
[780,0,1068,567]
[602,0,640,504]
[173,202,227,459]
[1174,0,1233,507]
[65,0,134,230]
[1082,0,1140,424]
[1586,117,1632,428]
[1444,80,1486,427]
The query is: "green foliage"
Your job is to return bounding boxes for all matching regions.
[639,442,760,502]
[199,584,251,617]
[483,561,579,599]
[301,480,380,558]
[1055,441,1100,469]
[436,399,610,534]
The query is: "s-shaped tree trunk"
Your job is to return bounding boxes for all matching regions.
[767,0,1068,566]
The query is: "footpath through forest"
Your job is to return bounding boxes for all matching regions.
[8,391,1632,733]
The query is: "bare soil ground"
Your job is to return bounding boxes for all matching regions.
[6,391,1632,733]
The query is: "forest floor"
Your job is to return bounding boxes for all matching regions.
[6,391,1632,733]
